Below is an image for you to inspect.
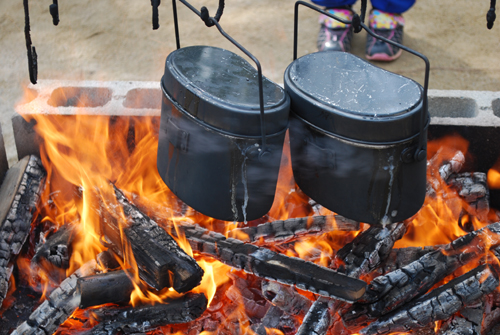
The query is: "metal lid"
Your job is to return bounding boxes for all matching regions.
[162,46,290,136]
[284,51,423,143]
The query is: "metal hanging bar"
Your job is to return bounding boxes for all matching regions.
[23,0,37,85]
[49,0,59,26]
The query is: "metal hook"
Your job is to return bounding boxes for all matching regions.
[151,0,161,30]
[49,0,59,26]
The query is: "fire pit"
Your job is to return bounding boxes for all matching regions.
[1,80,500,335]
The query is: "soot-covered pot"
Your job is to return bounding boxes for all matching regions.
[285,51,428,225]
[158,46,290,222]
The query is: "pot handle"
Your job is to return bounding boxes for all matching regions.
[170,0,271,161]
[293,0,430,162]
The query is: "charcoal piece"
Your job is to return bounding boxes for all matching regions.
[260,305,299,333]
[342,222,500,328]
[296,298,332,335]
[335,222,408,279]
[10,259,97,335]
[261,280,311,316]
[439,151,465,181]
[439,317,478,335]
[96,250,120,270]
[86,293,207,335]
[377,246,440,275]
[98,185,203,293]
[32,222,77,269]
[0,155,45,307]
[359,264,500,335]
[229,215,359,244]
[297,222,408,335]
[176,224,366,303]
[448,172,489,213]
[77,270,134,308]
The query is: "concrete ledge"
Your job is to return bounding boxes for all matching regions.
[12,80,500,165]
[428,89,500,127]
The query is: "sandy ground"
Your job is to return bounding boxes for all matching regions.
[0,0,499,163]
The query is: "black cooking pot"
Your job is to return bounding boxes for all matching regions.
[157,45,290,222]
[286,2,430,225]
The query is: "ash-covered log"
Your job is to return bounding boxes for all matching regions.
[296,222,408,335]
[229,215,359,244]
[0,155,45,307]
[448,172,489,213]
[439,317,478,335]
[32,221,78,269]
[376,246,440,275]
[342,222,500,328]
[10,259,97,335]
[261,280,311,316]
[77,269,134,309]
[98,185,203,293]
[85,292,208,335]
[439,150,465,182]
[176,224,366,303]
[335,222,408,279]
[359,264,500,335]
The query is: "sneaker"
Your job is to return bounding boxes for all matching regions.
[365,9,405,61]
[317,8,354,52]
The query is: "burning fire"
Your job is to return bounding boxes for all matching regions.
[8,86,500,334]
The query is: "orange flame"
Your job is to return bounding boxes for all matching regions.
[14,84,500,335]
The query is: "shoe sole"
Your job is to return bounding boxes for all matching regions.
[366,48,402,62]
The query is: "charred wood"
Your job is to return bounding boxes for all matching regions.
[176,223,366,303]
[261,280,311,316]
[0,155,45,307]
[229,215,359,244]
[335,222,408,278]
[98,185,203,293]
[32,222,77,269]
[376,246,440,275]
[439,317,478,335]
[86,293,207,335]
[10,259,97,335]
[77,270,134,309]
[260,305,299,334]
[297,222,408,335]
[342,222,500,328]
[482,292,500,335]
[359,264,500,335]
[439,151,465,182]
[448,172,489,213]
[95,250,120,271]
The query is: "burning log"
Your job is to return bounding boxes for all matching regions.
[32,222,78,269]
[229,215,359,244]
[341,222,500,328]
[376,246,440,275]
[10,259,97,335]
[99,185,204,293]
[258,305,299,334]
[0,155,45,307]
[439,317,478,335]
[77,270,134,309]
[297,222,408,335]
[448,172,489,213]
[335,222,409,278]
[261,280,311,316]
[176,223,366,303]
[359,264,500,335]
[85,292,208,335]
[439,150,465,182]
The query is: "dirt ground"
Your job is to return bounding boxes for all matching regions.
[0,0,499,137]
